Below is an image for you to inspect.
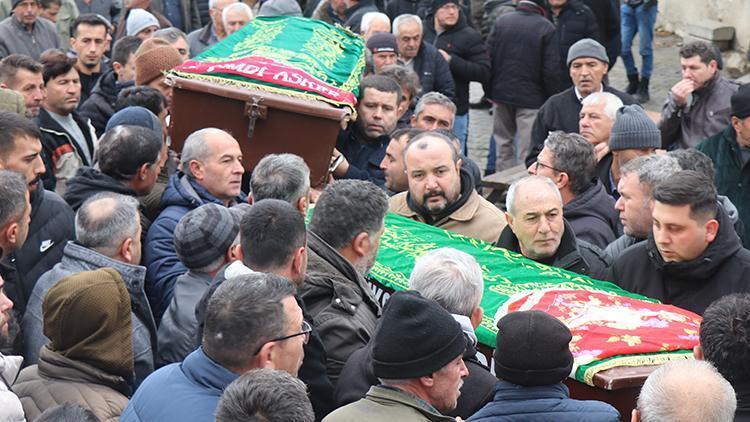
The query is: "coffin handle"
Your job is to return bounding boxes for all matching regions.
[244,97,268,138]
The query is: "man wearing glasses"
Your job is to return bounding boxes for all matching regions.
[121,273,308,422]
[528,131,621,250]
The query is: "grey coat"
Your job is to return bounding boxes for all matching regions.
[660,73,739,149]
[0,16,60,60]
[156,270,212,367]
[21,241,156,387]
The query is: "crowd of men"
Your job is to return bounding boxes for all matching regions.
[0,0,749,420]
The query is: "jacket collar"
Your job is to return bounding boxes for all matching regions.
[496,219,586,270]
[38,346,132,396]
[366,385,454,421]
[493,380,570,400]
[405,168,477,225]
[181,347,238,393]
[0,353,22,390]
[62,241,146,293]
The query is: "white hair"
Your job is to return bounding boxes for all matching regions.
[506,175,562,216]
[638,360,736,422]
[222,2,254,27]
[409,247,483,317]
[392,14,422,37]
[361,11,390,35]
[581,92,623,121]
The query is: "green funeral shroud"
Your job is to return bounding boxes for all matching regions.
[371,213,690,384]
[170,16,365,111]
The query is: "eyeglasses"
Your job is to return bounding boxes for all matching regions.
[254,320,312,355]
[533,160,564,173]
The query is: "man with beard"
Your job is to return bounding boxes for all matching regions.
[0,170,30,421]
[331,75,401,188]
[0,111,74,318]
[68,14,110,105]
[35,50,97,193]
[0,54,45,118]
[389,132,506,243]
[298,180,388,386]
[0,0,60,60]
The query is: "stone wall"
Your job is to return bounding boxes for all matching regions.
[656,0,750,55]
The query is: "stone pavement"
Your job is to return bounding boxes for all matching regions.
[466,33,693,172]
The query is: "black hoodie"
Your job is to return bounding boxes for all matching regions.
[609,208,750,315]
[563,181,622,249]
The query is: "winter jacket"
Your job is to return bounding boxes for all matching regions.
[486,2,561,109]
[564,181,621,249]
[21,241,157,386]
[311,0,346,25]
[548,0,600,88]
[660,73,739,150]
[79,69,134,137]
[0,353,24,422]
[734,381,750,422]
[156,270,212,367]
[385,0,418,20]
[412,41,456,100]
[74,0,120,27]
[186,22,218,57]
[698,124,750,248]
[35,108,98,192]
[150,0,201,33]
[343,0,377,34]
[582,0,619,64]
[335,326,495,419]
[298,231,382,386]
[13,347,130,422]
[604,234,641,262]
[324,385,457,422]
[120,347,238,422]
[527,85,635,166]
[468,381,619,421]
[389,169,507,244]
[609,208,750,315]
[8,184,74,317]
[593,153,616,198]
[422,13,490,115]
[143,172,247,321]
[336,126,390,188]
[496,219,611,280]
[0,16,60,60]
[193,261,337,421]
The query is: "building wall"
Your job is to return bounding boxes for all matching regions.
[656,0,750,54]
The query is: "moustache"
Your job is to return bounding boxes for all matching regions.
[422,190,445,201]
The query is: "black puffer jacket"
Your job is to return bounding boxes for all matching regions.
[412,41,456,101]
[496,219,611,280]
[385,0,418,20]
[608,208,750,315]
[422,13,490,115]
[79,70,134,137]
[548,0,600,88]
[486,1,561,109]
[563,181,622,249]
[8,184,74,316]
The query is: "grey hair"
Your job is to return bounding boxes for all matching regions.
[0,170,27,229]
[181,128,227,178]
[222,2,254,27]
[75,192,140,255]
[216,369,314,422]
[620,154,682,201]
[361,11,390,35]
[250,153,310,205]
[153,27,188,43]
[392,14,422,37]
[414,91,456,119]
[409,247,483,317]
[581,92,623,121]
[638,360,736,422]
[544,131,596,196]
[506,175,562,216]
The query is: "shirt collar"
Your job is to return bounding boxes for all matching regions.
[575,84,604,103]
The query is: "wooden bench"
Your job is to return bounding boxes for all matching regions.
[481,164,529,207]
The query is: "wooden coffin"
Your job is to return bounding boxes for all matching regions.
[168,75,352,187]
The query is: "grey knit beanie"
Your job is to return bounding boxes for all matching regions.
[566,38,609,67]
[609,105,661,151]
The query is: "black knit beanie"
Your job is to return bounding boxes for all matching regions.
[373,291,467,379]
[609,104,661,151]
[494,310,573,386]
[432,0,458,12]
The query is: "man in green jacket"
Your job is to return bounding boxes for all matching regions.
[697,84,750,248]
[324,291,468,422]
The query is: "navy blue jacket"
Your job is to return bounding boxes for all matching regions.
[468,381,620,422]
[336,127,390,188]
[412,42,456,101]
[120,347,238,422]
[143,172,247,320]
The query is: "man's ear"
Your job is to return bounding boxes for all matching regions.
[0,82,8,89]
[3,222,18,246]
[137,162,151,181]
[504,211,514,229]
[418,374,436,388]
[694,344,704,360]
[120,237,135,263]
[557,171,569,189]
[228,243,242,263]
[469,306,483,330]
[297,195,308,215]
[351,231,370,258]
[188,160,204,180]
[291,246,305,276]
[705,218,719,243]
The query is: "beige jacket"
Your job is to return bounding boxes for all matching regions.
[389,190,506,244]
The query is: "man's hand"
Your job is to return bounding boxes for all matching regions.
[594,142,610,162]
[330,148,350,178]
[670,79,696,107]
[438,49,452,63]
